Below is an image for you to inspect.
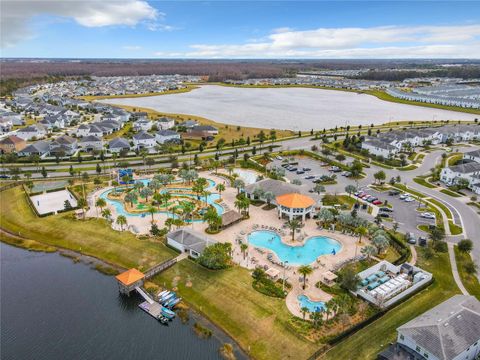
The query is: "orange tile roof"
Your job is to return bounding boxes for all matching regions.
[276,193,315,208]
[115,268,145,286]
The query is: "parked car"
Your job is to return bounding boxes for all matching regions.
[276,156,283,160]
[289,167,298,172]
[379,207,393,212]
[281,163,289,168]
[420,212,435,219]
[388,190,400,196]
[303,167,311,171]
[418,236,427,247]
[406,232,416,244]
[404,197,415,202]
[379,213,390,218]
[372,200,383,205]
[366,197,378,203]
[305,175,315,180]
[399,194,407,200]
[296,170,305,174]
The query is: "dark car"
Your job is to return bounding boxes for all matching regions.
[379,213,390,218]
[296,170,305,174]
[303,167,311,171]
[289,167,298,172]
[379,207,394,212]
[418,236,427,247]
[388,190,400,196]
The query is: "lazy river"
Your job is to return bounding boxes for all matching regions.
[247,230,342,265]
[100,178,223,220]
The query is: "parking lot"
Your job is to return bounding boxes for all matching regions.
[361,188,435,238]
[269,156,357,192]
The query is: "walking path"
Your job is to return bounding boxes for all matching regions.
[448,242,469,296]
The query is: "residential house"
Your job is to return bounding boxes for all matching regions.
[190,125,218,135]
[155,130,181,144]
[39,115,65,130]
[18,140,51,157]
[361,139,399,158]
[0,135,26,153]
[0,111,24,126]
[379,295,480,360]
[178,120,198,129]
[440,161,480,193]
[0,118,13,135]
[108,137,131,153]
[133,118,153,132]
[78,135,104,152]
[50,135,77,156]
[156,117,175,130]
[16,124,48,140]
[464,149,480,163]
[132,131,156,150]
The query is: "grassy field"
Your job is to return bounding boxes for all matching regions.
[104,103,295,144]
[153,259,317,360]
[0,186,176,270]
[105,122,132,140]
[79,85,199,101]
[454,246,480,300]
[323,248,460,359]
[448,221,463,235]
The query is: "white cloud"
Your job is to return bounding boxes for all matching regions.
[1,0,163,47]
[176,24,480,58]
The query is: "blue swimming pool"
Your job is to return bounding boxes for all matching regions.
[297,295,325,313]
[247,230,341,265]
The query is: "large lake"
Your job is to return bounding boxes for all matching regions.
[0,243,245,360]
[101,85,478,130]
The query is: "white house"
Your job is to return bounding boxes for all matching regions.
[133,119,153,132]
[391,295,480,360]
[166,228,217,258]
[156,117,175,130]
[108,137,131,153]
[16,124,48,140]
[440,161,480,193]
[361,139,399,158]
[464,149,480,163]
[132,131,156,150]
[155,130,181,144]
[78,135,104,151]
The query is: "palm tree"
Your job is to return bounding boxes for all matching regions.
[215,183,225,199]
[203,207,222,232]
[147,206,156,223]
[161,192,171,210]
[77,197,87,220]
[233,179,245,194]
[361,245,377,260]
[298,265,313,290]
[140,187,153,202]
[356,225,368,244]
[165,218,174,231]
[301,306,309,320]
[264,191,274,206]
[286,219,301,241]
[373,234,389,254]
[95,198,106,217]
[153,192,163,210]
[116,215,127,231]
[180,201,195,224]
[149,179,161,193]
[240,243,248,260]
[124,192,138,207]
[134,180,144,191]
[101,208,112,222]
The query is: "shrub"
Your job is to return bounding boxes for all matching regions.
[464,260,478,275]
[458,239,473,253]
[433,241,448,253]
[198,243,232,270]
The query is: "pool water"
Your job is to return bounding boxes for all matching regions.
[297,295,325,313]
[247,230,341,265]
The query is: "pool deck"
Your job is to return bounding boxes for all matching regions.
[87,171,367,319]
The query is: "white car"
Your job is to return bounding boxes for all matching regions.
[421,212,435,219]
[399,194,407,200]
[276,156,283,160]
[404,197,415,202]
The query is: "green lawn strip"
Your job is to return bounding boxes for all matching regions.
[397,164,417,171]
[440,189,462,198]
[153,259,317,360]
[413,177,436,189]
[324,249,460,359]
[392,184,426,199]
[322,194,357,210]
[0,187,176,271]
[448,221,463,235]
[454,246,480,300]
[426,198,453,220]
[447,154,464,166]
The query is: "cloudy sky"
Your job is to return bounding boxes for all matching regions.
[1,0,480,58]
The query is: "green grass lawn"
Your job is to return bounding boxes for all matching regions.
[413,177,436,189]
[454,246,480,300]
[322,194,357,210]
[323,249,460,359]
[392,184,426,198]
[0,187,176,270]
[448,221,463,235]
[440,189,462,198]
[153,259,317,360]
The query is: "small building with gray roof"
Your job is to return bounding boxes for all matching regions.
[166,228,217,258]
